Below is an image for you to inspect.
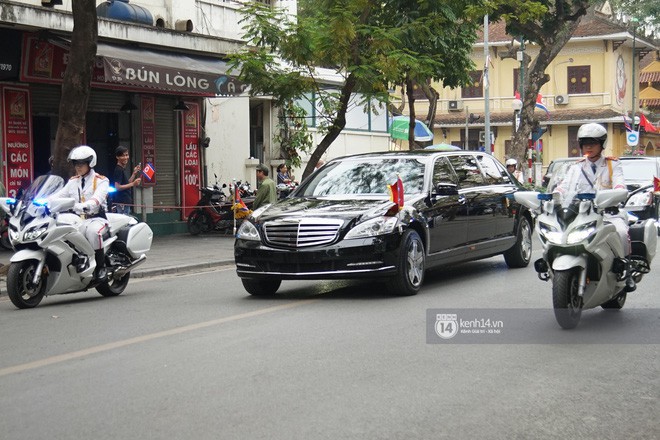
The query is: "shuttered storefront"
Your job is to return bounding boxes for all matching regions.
[152,96,178,210]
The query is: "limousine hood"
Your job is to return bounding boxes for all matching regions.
[255,195,424,224]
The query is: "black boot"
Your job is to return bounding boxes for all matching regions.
[94,249,107,282]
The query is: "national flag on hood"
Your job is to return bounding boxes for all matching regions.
[142,162,155,181]
[654,176,660,194]
[639,114,657,133]
[388,175,404,211]
[235,185,249,212]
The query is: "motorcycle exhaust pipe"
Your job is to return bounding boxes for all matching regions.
[112,255,147,278]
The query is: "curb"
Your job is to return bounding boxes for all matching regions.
[0,260,235,295]
[130,259,235,278]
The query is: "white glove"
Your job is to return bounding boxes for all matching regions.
[552,192,561,204]
[73,203,86,214]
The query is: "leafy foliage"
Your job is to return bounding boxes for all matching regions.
[229,0,483,179]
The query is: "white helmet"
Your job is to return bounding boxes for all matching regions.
[577,123,607,149]
[67,145,97,167]
[505,158,517,167]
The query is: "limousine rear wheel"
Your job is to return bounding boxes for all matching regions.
[242,278,282,296]
[388,230,425,296]
[504,215,532,268]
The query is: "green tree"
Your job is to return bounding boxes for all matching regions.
[230,0,482,179]
[51,0,98,178]
[609,0,660,35]
[491,0,593,166]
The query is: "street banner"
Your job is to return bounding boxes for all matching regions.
[140,96,156,186]
[180,102,201,219]
[626,130,639,147]
[1,86,33,198]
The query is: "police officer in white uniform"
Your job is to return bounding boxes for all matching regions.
[554,123,635,292]
[53,145,110,280]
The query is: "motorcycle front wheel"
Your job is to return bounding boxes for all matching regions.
[7,260,47,309]
[552,269,583,329]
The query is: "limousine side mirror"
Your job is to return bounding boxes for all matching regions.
[434,182,459,196]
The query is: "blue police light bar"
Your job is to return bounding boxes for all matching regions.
[33,198,49,206]
[6,198,17,205]
[108,186,117,193]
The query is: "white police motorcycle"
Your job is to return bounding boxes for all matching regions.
[0,175,153,309]
[515,176,656,329]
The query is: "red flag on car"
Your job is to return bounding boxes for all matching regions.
[235,185,249,212]
[388,175,404,211]
[654,176,660,194]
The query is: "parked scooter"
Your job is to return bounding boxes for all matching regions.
[187,179,255,235]
[515,186,657,329]
[0,175,153,309]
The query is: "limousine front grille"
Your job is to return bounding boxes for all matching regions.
[264,218,343,248]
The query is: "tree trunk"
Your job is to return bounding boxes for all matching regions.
[301,73,357,180]
[509,15,586,180]
[51,0,98,178]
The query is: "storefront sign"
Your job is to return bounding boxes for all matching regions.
[1,86,33,198]
[20,34,106,86]
[102,57,245,96]
[180,102,201,218]
[140,96,156,186]
[20,33,246,96]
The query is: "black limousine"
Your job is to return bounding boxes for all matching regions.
[234,151,533,296]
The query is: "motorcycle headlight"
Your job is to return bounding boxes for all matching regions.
[23,224,48,241]
[626,191,652,207]
[538,221,562,244]
[345,216,398,239]
[566,221,597,244]
[236,221,260,241]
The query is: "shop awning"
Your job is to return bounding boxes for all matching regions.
[97,42,245,96]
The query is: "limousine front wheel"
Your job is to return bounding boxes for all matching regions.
[504,215,532,268]
[388,230,425,296]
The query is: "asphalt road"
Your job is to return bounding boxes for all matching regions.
[1,249,659,439]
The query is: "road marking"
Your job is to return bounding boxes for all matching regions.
[0,299,318,377]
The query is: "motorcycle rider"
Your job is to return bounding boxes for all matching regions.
[554,123,635,292]
[52,145,110,281]
[505,158,523,182]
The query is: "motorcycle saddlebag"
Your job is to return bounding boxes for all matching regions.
[629,219,657,262]
[117,223,154,259]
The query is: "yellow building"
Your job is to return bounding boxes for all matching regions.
[412,7,658,169]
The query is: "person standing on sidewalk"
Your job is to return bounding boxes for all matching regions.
[252,164,277,210]
[112,146,141,215]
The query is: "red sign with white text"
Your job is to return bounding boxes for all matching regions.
[2,86,34,198]
[141,96,156,186]
[180,102,200,218]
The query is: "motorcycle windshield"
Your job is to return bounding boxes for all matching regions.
[19,175,65,204]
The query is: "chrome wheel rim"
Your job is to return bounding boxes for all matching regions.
[406,240,424,287]
[521,220,532,261]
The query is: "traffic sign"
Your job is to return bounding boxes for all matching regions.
[626,131,639,147]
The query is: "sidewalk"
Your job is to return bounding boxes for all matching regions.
[0,233,236,279]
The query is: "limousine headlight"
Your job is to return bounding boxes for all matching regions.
[236,221,260,241]
[345,216,398,239]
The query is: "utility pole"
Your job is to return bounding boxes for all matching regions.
[484,15,491,154]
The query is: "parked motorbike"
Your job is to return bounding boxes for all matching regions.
[0,215,12,250]
[0,175,153,309]
[515,186,657,329]
[187,180,255,235]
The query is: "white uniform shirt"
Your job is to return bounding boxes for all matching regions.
[556,156,625,196]
[53,169,109,214]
